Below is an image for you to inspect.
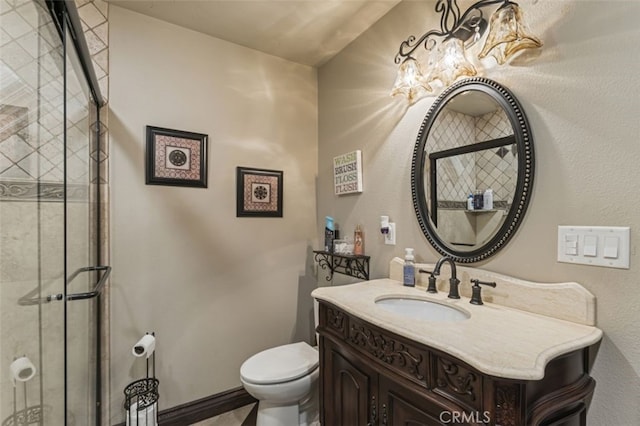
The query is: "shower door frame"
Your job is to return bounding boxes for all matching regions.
[45,1,107,425]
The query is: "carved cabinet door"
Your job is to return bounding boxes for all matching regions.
[378,375,448,425]
[322,338,379,426]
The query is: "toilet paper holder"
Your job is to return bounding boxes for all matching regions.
[125,332,159,426]
[132,334,156,359]
[10,356,36,385]
[4,355,47,426]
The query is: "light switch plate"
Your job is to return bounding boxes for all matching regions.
[557,226,630,269]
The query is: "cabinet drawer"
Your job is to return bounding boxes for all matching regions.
[433,354,483,411]
[346,316,430,389]
[320,303,348,339]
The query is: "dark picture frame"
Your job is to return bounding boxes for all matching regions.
[236,167,283,217]
[145,125,208,188]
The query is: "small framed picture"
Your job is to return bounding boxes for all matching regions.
[236,167,283,217]
[145,126,208,188]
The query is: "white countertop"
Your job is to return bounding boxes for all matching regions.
[312,278,603,380]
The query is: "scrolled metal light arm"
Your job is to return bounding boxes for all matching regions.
[394,0,514,64]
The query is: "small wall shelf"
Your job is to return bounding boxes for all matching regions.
[465,209,499,214]
[313,250,370,281]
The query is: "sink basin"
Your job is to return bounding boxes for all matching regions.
[375,297,469,322]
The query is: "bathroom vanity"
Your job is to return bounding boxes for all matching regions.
[312,260,602,426]
[311,73,598,425]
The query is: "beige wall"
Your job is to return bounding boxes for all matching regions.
[318,0,639,424]
[108,6,318,423]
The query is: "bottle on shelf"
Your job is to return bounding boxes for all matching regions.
[473,190,484,210]
[353,225,364,255]
[483,189,494,210]
[324,216,335,252]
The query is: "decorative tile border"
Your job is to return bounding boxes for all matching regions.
[0,180,88,202]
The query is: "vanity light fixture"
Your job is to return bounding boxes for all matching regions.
[391,0,542,103]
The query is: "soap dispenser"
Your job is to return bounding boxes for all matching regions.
[403,248,415,287]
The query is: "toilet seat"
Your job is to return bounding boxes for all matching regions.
[240,342,318,385]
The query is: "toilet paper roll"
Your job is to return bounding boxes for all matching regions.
[132,334,156,358]
[126,401,158,426]
[10,356,36,385]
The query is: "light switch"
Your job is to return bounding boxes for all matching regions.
[583,235,597,257]
[603,236,619,259]
[557,226,630,269]
[564,234,578,256]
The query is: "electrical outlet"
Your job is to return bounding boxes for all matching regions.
[385,223,396,245]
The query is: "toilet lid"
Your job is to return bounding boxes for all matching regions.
[240,342,318,385]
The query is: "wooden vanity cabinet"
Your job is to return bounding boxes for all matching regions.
[322,337,377,425]
[317,301,599,426]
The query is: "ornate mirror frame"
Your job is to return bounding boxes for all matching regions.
[411,77,535,263]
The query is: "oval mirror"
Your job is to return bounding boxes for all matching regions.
[411,78,534,263]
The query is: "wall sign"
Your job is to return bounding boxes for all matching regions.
[333,150,363,195]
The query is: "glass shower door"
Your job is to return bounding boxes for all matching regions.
[0,0,66,424]
[64,23,101,426]
[0,1,104,424]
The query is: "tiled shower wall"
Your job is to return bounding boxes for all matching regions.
[74,2,111,421]
[0,0,109,423]
[0,0,108,192]
[432,107,516,205]
[474,109,517,205]
[77,2,111,425]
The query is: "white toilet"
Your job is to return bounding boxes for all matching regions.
[240,303,320,426]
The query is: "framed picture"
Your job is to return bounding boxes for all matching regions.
[145,125,208,188]
[236,167,283,217]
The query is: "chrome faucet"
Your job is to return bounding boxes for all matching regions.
[433,256,460,299]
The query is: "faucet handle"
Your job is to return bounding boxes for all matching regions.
[418,269,437,294]
[470,279,496,305]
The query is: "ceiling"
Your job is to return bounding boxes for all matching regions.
[108,0,402,67]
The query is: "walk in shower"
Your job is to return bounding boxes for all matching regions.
[0,0,106,424]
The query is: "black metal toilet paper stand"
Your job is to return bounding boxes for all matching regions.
[124,332,159,426]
